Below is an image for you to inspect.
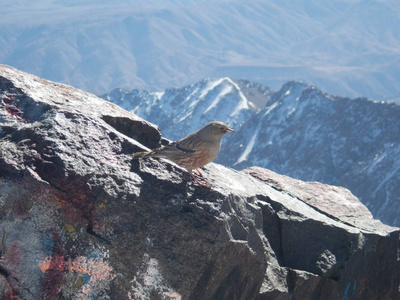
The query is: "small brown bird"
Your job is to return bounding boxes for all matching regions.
[133,121,235,185]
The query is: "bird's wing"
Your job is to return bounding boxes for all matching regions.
[150,140,196,157]
[173,131,201,152]
[175,142,196,153]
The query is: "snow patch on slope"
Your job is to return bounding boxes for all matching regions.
[236,129,258,165]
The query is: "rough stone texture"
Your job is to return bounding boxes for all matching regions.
[0,65,399,299]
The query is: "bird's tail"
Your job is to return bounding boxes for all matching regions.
[132,151,154,159]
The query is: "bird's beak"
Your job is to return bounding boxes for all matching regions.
[226,127,235,133]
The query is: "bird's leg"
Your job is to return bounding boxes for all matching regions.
[190,172,201,184]
[189,172,210,187]
[195,168,204,178]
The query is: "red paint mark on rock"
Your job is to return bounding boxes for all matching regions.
[69,255,116,298]
[2,96,15,105]
[68,256,115,280]
[39,254,116,298]
[4,104,24,122]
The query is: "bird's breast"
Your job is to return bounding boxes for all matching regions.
[197,140,221,164]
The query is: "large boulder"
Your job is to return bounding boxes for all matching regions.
[0,65,399,299]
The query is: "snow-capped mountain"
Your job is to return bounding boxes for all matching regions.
[103,78,400,227]
[222,81,400,227]
[102,78,264,141]
[1,0,400,101]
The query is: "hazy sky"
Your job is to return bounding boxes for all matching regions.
[1,0,399,100]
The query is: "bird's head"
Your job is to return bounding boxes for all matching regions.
[202,121,235,139]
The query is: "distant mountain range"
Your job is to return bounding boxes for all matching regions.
[102,78,400,227]
[1,0,400,101]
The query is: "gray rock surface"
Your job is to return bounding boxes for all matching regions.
[1,65,399,299]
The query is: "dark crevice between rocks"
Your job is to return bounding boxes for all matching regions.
[0,125,17,139]
[0,76,17,92]
[257,195,286,266]
[0,265,21,299]
[0,265,34,299]
[0,266,11,281]
[0,157,25,181]
[309,257,348,300]
[102,115,162,150]
[285,268,298,295]
[1,229,32,297]
[86,218,112,245]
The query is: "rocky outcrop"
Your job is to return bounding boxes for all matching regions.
[1,65,399,299]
